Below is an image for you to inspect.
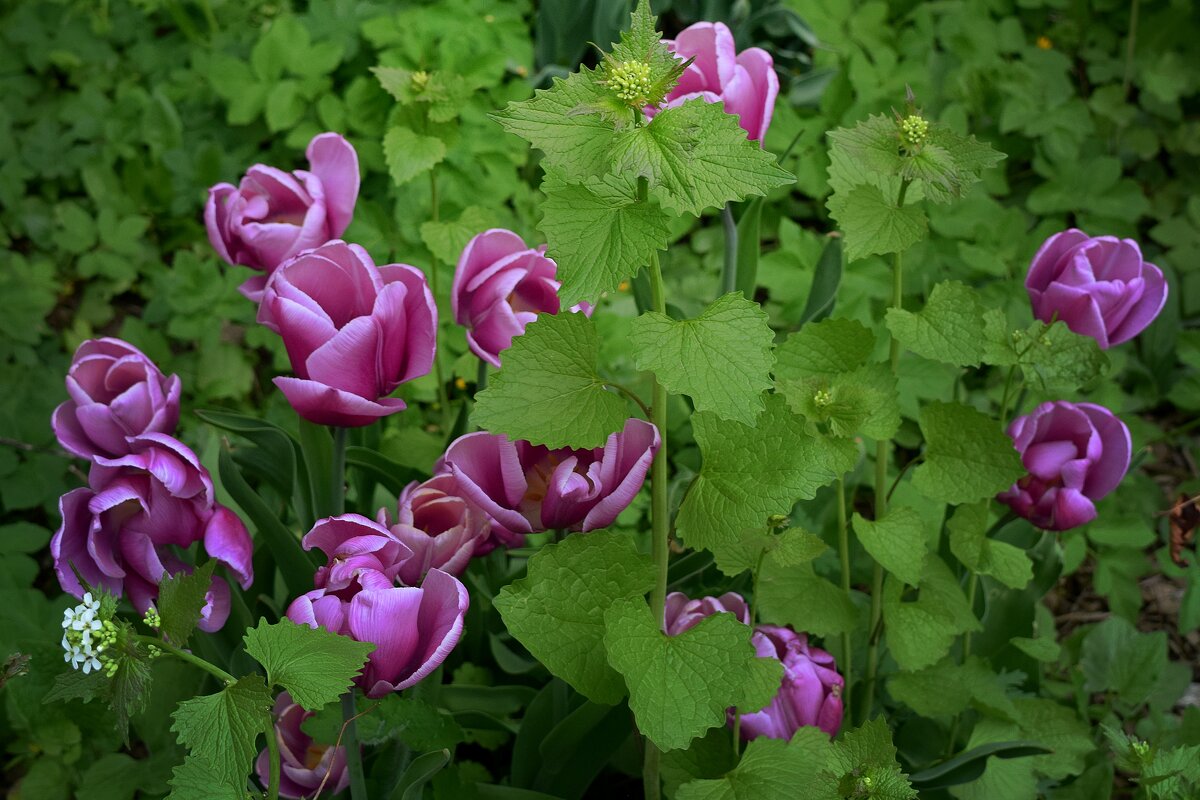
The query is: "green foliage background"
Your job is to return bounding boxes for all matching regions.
[0,0,1197,797]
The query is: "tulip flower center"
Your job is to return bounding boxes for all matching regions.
[305,743,328,770]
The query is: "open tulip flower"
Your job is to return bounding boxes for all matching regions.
[206,132,360,301]
[52,337,181,461]
[256,691,350,799]
[739,625,845,741]
[998,401,1131,531]
[1026,228,1168,349]
[436,417,660,542]
[50,434,254,632]
[378,474,490,584]
[257,240,437,427]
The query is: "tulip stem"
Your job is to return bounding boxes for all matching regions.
[428,168,452,433]
[265,717,281,800]
[721,202,738,296]
[836,476,853,724]
[135,635,234,684]
[331,427,348,516]
[341,691,368,800]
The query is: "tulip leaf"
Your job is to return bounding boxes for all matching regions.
[629,292,776,425]
[676,728,835,800]
[494,532,656,705]
[243,617,374,711]
[911,401,1024,505]
[885,281,989,367]
[156,560,216,647]
[603,597,782,752]
[169,676,273,793]
[882,556,981,671]
[473,312,632,450]
[391,749,452,800]
[852,507,928,586]
[677,395,856,552]
[540,172,673,307]
[947,502,1032,590]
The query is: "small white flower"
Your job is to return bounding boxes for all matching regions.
[81,655,102,674]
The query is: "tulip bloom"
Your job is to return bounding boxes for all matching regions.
[255,692,349,799]
[50,434,254,632]
[52,338,181,461]
[663,591,749,635]
[998,401,1131,531]
[206,132,360,301]
[739,625,844,740]
[437,418,660,541]
[1026,229,1168,349]
[452,229,590,367]
[656,22,779,142]
[257,241,437,427]
[302,514,414,592]
[378,474,490,585]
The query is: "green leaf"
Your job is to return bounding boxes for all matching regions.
[629,293,775,425]
[780,363,900,441]
[827,182,927,262]
[603,597,781,751]
[923,125,1005,199]
[911,402,1023,505]
[852,507,927,586]
[882,556,980,671]
[170,676,273,790]
[384,125,446,185]
[757,560,860,638]
[243,617,373,711]
[775,318,875,380]
[156,561,216,646]
[947,503,1032,590]
[420,206,504,265]
[1080,616,1166,712]
[712,527,828,578]
[826,115,904,176]
[608,0,688,105]
[885,281,988,367]
[472,313,630,449]
[908,741,1052,791]
[540,172,672,306]
[824,718,917,800]
[676,728,835,800]
[1011,636,1061,663]
[494,532,655,704]
[1019,320,1110,392]
[887,656,1018,720]
[354,695,466,751]
[109,638,155,745]
[166,754,247,800]
[676,395,857,551]
[391,749,452,800]
[1012,698,1094,780]
[612,100,793,216]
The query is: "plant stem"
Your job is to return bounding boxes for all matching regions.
[428,169,452,432]
[605,381,652,420]
[962,573,979,660]
[331,427,348,516]
[341,691,367,800]
[476,358,489,392]
[134,635,234,684]
[836,476,853,724]
[265,719,281,800]
[721,202,738,296]
[1122,0,1140,99]
[998,364,1017,425]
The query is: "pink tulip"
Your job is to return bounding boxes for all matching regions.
[1026,229,1168,349]
[257,241,437,427]
[377,474,490,585]
[255,691,350,799]
[998,401,1131,531]
[738,625,844,740]
[655,22,779,142]
[52,338,181,461]
[206,132,360,301]
[436,418,660,541]
[50,434,253,632]
[663,591,750,635]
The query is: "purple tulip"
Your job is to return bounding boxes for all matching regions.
[255,691,349,799]
[257,241,437,427]
[997,401,1131,531]
[452,229,591,367]
[655,22,779,142]
[50,434,254,632]
[206,132,360,301]
[1026,229,1168,349]
[377,474,490,585]
[663,591,749,636]
[436,418,660,541]
[52,338,181,460]
[302,514,414,592]
[738,625,844,740]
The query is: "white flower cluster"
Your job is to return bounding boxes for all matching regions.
[61,592,106,674]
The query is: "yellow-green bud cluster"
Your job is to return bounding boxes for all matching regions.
[900,114,928,147]
[607,59,654,107]
[143,607,161,629]
[813,388,834,408]
[411,70,430,91]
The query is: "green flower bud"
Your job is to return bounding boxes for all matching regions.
[606,59,654,108]
[900,114,928,147]
[813,388,833,408]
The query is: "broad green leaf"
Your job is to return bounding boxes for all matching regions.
[109,637,155,745]
[1020,321,1109,392]
[947,503,1032,590]
[494,532,655,704]
[924,125,1005,199]
[358,696,466,750]
[156,561,216,646]
[1012,698,1094,780]
[882,557,980,671]
[827,182,927,262]
[781,363,900,440]
[473,313,630,449]
[712,527,828,577]
[166,754,246,800]
[774,318,875,381]
[824,718,918,800]
[852,507,927,586]
[384,125,446,185]
[911,402,1023,505]
[677,728,835,800]
[677,396,857,551]
[612,100,794,216]
[540,172,672,306]
[888,656,1018,720]
[757,560,860,638]
[603,597,781,751]
[826,115,904,176]
[629,293,775,424]
[170,676,273,789]
[1079,616,1167,712]
[243,618,373,711]
[1011,636,1061,663]
[885,281,988,367]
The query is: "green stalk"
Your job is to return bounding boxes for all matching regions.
[341,691,367,800]
[836,477,853,724]
[134,635,234,684]
[721,202,738,296]
[428,169,452,432]
[265,721,281,800]
[331,427,348,516]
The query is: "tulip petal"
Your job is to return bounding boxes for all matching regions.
[305,133,360,235]
[273,377,407,427]
[204,506,255,589]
